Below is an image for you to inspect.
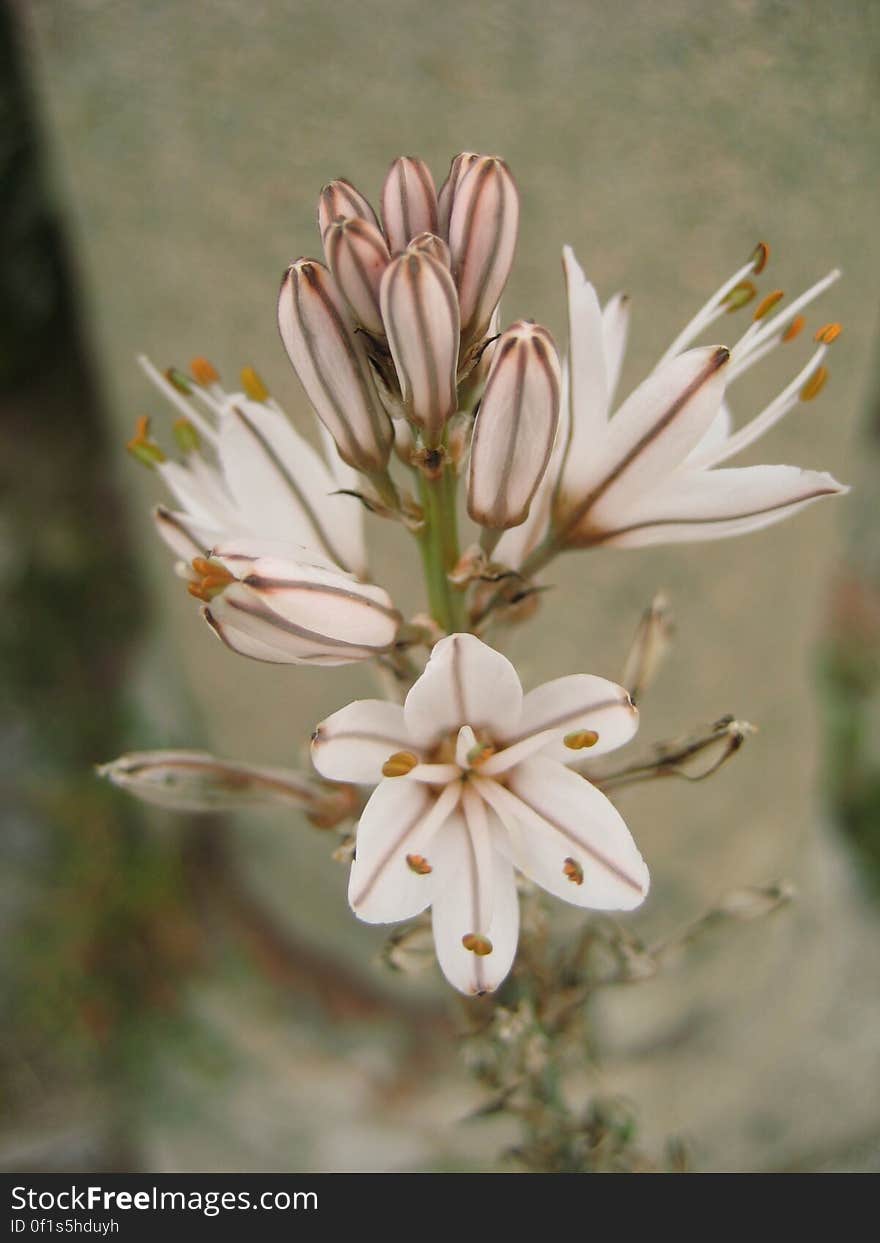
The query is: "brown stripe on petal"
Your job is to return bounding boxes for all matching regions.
[154,506,210,557]
[224,592,396,654]
[350,792,431,909]
[229,405,350,569]
[511,785,646,896]
[241,575,401,622]
[502,696,632,746]
[578,486,844,547]
[560,347,730,540]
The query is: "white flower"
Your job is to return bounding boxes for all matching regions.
[135,356,368,578]
[311,634,648,995]
[189,541,400,666]
[496,246,847,568]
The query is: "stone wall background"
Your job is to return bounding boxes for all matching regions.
[3,0,879,1170]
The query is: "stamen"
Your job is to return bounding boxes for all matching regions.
[563,857,584,885]
[751,241,770,274]
[137,355,219,445]
[723,280,757,312]
[173,418,201,454]
[190,356,220,386]
[166,367,193,394]
[241,365,270,402]
[814,322,842,345]
[187,556,235,602]
[782,315,806,343]
[126,415,166,468]
[461,933,493,956]
[563,729,599,750]
[656,250,767,367]
[382,751,419,778]
[466,742,495,767]
[732,269,841,362]
[800,366,828,402]
[406,854,432,875]
[753,290,784,321]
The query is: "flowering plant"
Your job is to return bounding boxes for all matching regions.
[102,152,845,1164]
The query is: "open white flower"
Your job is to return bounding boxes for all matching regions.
[311,633,648,995]
[133,356,367,578]
[496,246,847,568]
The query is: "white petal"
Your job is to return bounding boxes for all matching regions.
[685,399,732,465]
[595,465,848,548]
[558,345,730,536]
[497,674,638,763]
[404,634,523,748]
[430,812,519,995]
[153,506,223,561]
[560,248,609,501]
[349,779,460,923]
[158,459,239,529]
[311,699,411,784]
[317,422,367,578]
[219,402,363,573]
[602,291,630,407]
[478,757,649,910]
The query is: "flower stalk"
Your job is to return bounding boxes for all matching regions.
[416,455,467,634]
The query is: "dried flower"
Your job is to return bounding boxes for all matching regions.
[311,634,646,994]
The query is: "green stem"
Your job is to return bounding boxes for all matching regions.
[417,464,467,634]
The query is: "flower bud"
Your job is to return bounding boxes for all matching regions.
[380,157,439,254]
[467,321,561,530]
[317,177,379,240]
[437,151,481,237]
[448,156,519,347]
[322,216,391,335]
[278,259,394,473]
[198,544,401,666]
[407,231,451,269]
[380,250,460,444]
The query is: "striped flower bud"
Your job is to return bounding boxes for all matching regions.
[380,250,460,444]
[437,151,481,237]
[380,157,439,254]
[278,259,394,473]
[322,216,391,335]
[448,156,519,348]
[467,320,561,530]
[196,544,401,666]
[317,177,379,240]
[407,231,451,269]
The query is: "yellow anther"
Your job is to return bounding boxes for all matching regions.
[782,314,806,343]
[241,365,270,402]
[753,289,784,321]
[724,280,757,312]
[751,241,770,274]
[382,751,419,778]
[563,857,584,886]
[466,742,495,767]
[126,415,166,468]
[800,366,829,402]
[187,556,235,602]
[563,729,600,751]
[406,854,432,875]
[173,418,201,454]
[814,322,842,345]
[190,356,220,386]
[461,933,493,956]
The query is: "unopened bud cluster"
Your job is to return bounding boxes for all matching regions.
[278,153,561,532]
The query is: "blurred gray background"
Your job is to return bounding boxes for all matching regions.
[2,0,879,1171]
